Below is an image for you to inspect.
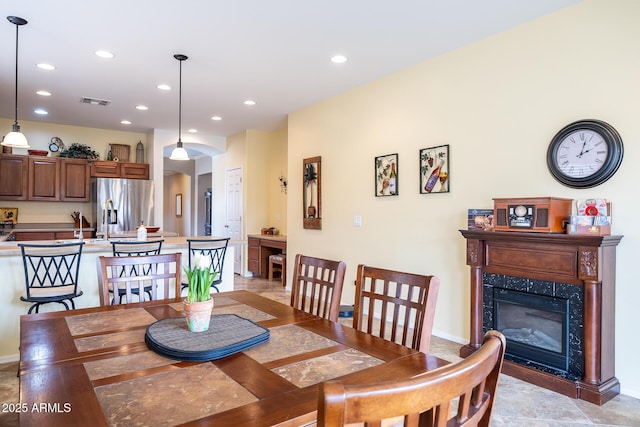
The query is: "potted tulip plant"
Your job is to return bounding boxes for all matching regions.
[183,253,216,332]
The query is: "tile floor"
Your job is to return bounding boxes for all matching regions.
[1,275,639,427]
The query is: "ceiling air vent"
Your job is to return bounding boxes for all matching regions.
[81,97,110,106]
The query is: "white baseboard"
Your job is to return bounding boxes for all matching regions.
[0,354,19,364]
[620,386,640,400]
[431,329,467,344]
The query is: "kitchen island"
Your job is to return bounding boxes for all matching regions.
[0,236,236,363]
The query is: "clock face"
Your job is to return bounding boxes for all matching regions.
[547,120,623,188]
[514,205,528,217]
[553,129,609,178]
[49,137,64,153]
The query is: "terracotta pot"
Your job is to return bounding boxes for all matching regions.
[183,298,214,332]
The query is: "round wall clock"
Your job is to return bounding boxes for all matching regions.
[49,137,65,153]
[546,119,623,188]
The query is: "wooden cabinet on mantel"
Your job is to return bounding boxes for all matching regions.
[0,154,91,202]
[90,160,149,180]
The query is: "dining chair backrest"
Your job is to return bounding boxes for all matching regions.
[290,254,347,322]
[19,242,84,313]
[318,330,506,427]
[97,252,182,306]
[353,264,439,353]
[184,238,229,292]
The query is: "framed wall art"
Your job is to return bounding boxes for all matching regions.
[176,193,183,217]
[375,153,398,197]
[303,156,321,229]
[420,144,449,194]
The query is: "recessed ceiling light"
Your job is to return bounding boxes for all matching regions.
[244,100,256,106]
[188,129,198,133]
[157,84,171,91]
[37,63,55,70]
[211,116,222,121]
[136,105,148,111]
[95,50,115,59]
[331,55,348,64]
[34,108,48,115]
[36,90,51,96]
[121,120,131,125]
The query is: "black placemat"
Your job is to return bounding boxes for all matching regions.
[145,314,270,362]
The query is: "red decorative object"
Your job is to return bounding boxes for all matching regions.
[27,149,48,156]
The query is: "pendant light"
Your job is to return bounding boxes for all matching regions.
[2,16,30,148]
[169,54,189,161]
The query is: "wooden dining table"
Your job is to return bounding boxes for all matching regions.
[19,290,448,426]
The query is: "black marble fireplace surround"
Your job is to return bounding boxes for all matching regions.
[482,273,584,381]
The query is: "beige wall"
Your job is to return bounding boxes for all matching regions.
[287,0,640,397]
[0,118,146,224]
[267,127,288,236]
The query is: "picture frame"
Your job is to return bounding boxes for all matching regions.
[303,156,322,229]
[420,144,449,194]
[375,153,398,197]
[176,193,182,217]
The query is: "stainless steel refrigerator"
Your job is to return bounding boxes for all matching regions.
[92,178,154,237]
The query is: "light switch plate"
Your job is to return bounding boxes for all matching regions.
[353,215,362,227]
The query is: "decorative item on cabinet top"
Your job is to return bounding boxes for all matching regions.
[58,143,100,159]
[110,143,131,162]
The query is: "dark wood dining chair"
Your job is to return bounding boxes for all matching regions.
[353,264,439,353]
[97,252,182,306]
[19,242,84,314]
[181,238,230,294]
[318,330,506,427]
[290,254,346,322]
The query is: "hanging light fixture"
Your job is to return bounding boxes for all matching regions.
[169,54,189,161]
[2,16,30,149]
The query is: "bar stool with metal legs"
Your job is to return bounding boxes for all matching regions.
[19,242,84,314]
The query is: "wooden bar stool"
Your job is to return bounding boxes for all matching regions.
[268,253,286,285]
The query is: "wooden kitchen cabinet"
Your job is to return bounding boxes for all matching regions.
[247,235,286,279]
[28,157,60,201]
[1,154,92,202]
[91,160,149,179]
[248,236,260,275]
[121,162,149,179]
[60,158,91,201]
[12,230,91,241]
[0,154,29,200]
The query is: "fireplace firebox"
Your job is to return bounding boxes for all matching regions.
[483,275,584,381]
[495,287,568,371]
[460,229,622,405]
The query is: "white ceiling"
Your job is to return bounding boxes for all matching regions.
[1,0,581,144]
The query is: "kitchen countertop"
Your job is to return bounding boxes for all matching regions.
[0,236,244,256]
[247,234,286,241]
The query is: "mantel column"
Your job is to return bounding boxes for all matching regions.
[461,238,484,357]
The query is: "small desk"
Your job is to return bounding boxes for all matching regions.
[19,290,447,426]
[248,235,287,283]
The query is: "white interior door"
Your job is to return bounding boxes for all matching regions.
[225,168,243,274]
